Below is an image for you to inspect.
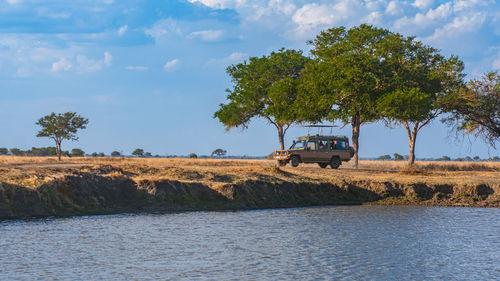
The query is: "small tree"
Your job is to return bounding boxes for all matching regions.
[144,152,152,157]
[71,148,85,157]
[393,153,404,161]
[0,148,8,155]
[98,152,105,157]
[132,148,144,157]
[377,155,392,160]
[36,112,88,161]
[211,148,227,158]
[189,153,198,159]
[91,152,98,157]
[111,151,121,157]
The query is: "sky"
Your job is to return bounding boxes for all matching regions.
[0,0,499,158]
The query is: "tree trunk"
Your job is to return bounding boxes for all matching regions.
[277,125,285,150]
[56,139,61,161]
[351,113,361,169]
[405,121,418,166]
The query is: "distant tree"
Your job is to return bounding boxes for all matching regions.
[10,148,23,156]
[189,153,198,159]
[492,156,500,161]
[71,148,85,157]
[443,72,499,147]
[35,112,88,161]
[393,153,404,161]
[98,152,105,157]
[111,151,121,157]
[211,148,227,158]
[377,35,465,166]
[214,48,310,150]
[473,156,480,161]
[144,152,152,157]
[464,156,473,161]
[377,154,392,160]
[455,158,464,161]
[91,152,98,157]
[132,149,144,157]
[439,156,451,161]
[0,148,8,155]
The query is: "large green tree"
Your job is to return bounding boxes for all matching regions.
[443,71,500,147]
[377,36,465,165]
[214,48,310,150]
[300,25,394,168]
[36,112,89,161]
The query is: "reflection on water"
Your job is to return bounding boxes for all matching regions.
[1,206,499,280]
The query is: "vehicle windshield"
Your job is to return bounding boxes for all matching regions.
[290,140,306,150]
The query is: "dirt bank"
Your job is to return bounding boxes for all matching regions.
[0,157,498,219]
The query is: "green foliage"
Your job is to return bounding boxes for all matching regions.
[211,148,227,158]
[0,148,9,155]
[393,153,404,161]
[189,153,198,159]
[31,147,57,156]
[377,154,392,160]
[442,71,500,147]
[111,151,121,157]
[132,148,144,157]
[214,48,310,149]
[144,152,152,157]
[71,148,85,157]
[438,156,451,161]
[10,148,23,156]
[36,112,88,160]
[303,24,392,123]
[91,152,98,157]
[98,152,105,157]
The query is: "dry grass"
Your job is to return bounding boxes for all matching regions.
[0,156,498,188]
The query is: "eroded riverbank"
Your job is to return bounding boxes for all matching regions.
[1,157,499,219]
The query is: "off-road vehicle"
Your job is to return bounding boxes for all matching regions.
[273,134,354,169]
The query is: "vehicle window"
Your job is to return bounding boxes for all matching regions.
[307,141,316,150]
[336,140,346,150]
[318,140,327,150]
[290,140,306,149]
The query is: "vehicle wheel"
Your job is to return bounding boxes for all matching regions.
[318,163,328,168]
[290,156,300,167]
[278,160,287,167]
[330,157,341,169]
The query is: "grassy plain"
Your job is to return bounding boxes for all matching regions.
[0,156,498,189]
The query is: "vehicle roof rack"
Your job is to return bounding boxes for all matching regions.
[304,124,338,135]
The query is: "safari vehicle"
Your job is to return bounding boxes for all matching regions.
[273,126,354,169]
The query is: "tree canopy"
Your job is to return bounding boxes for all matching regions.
[36,112,89,160]
[443,71,500,147]
[214,48,310,150]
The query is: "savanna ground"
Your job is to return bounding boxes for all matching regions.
[1,156,498,190]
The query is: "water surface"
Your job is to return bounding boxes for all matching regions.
[1,206,499,280]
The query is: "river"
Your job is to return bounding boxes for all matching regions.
[1,206,499,280]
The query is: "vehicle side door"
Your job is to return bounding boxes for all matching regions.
[301,140,317,162]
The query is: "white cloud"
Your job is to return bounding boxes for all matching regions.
[104,51,112,67]
[188,30,225,42]
[207,52,247,66]
[6,0,22,4]
[292,3,337,34]
[76,55,102,72]
[118,25,128,37]
[386,1,405,16]
[125,65,148,71]
[52,58,72,72]
[412,0,434,10]
[187,0,245,9]
[426,13,486,43]
[493,53,500,70]
[163,58,179,71]
[145,18,182,40]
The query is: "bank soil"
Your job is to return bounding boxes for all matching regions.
[0,158,498,219]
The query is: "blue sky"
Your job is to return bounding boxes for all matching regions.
[0,0,498,158]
